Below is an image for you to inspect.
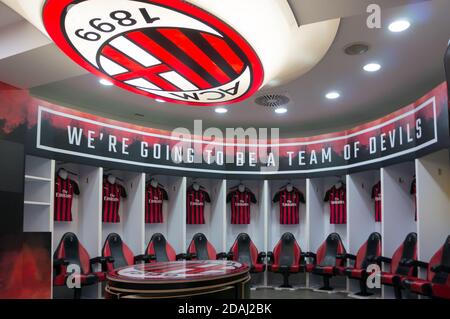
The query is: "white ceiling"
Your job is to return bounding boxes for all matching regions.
[0,0,449,137]
[0,1,21,28]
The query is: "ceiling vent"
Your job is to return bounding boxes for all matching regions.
[254,94,291,109]
[344,42,370,56]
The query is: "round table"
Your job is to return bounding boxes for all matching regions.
[105,260,250,299]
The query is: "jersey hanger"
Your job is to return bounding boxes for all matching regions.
[107,174,116,185]
[57,168,68,180]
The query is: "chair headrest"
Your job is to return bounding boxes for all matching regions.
[281,232,295,244]
[151,233,166,244]
[193,233,207,243]
[237,233,251,244]
[405,232,417,245]
[62,232,78,244]
[445,235,450,247]
[327,232,341,243]
[107,233,123,248]
[369,232,382,243]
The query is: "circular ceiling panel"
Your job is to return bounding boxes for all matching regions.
[7,0,340,108]
[42,0,264,106]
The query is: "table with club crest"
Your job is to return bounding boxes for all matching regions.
[105,260,250,299]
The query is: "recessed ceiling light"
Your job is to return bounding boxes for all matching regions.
[99,79,113,86]
[274,107,288,114]
[363,63,381,72]
[388,20,410,33]
[155,98,165,103]
[326,91,340,100]
[215,107,228,114]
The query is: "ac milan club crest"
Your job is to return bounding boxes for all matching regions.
[115,261,245,280]
[43,0,264,106]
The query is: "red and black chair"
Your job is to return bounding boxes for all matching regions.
[377,232,418,299]
[401,235,450,299]
[337,232,382,296]
[144,233,186,262]
[267,232,305,288]
[304,233,347,291]
[228,233,266,273]
[102,233,148,272]
[187,233,227,260]
[53,232,106,299]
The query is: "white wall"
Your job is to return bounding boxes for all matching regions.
[347,170,381,293]
[381,161,416,298]
[416,150,450,264]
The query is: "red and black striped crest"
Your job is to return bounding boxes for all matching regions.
[43,0,264,106]
[116,261,245,279]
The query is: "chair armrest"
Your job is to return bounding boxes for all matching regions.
[337,253,356,260]
[186,253,197,260]
[104,256,115,264]
[138,254,156,263]
[431,264,450,273]
[376,256,392,264]
[400,259,428,269]
[414,260,429,269]
[216,252,228,260]
[257,252,267,263]
[53,258,70,267]
[176,253,188,260]
[266,252,274,265]
[134,254,149,263]
[303,252,317,263]
[90,257,106,266]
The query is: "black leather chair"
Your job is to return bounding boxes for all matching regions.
[53,232,105,299]
[337,232,382,296]
[402,235,450,299]
[102,233,148,272]
[144,233,186,262]
[187,233,227,260]
[377,232,418,299]
[267,232,305,288]
[228,233,266,273]
[304,233,347,290]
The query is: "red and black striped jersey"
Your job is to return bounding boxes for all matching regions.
[227,189,257,224]
[186,187,211,224]
[54,175,80,222]
[410,178,417,221]
[273,187,305,224]
[324,185,347,224]
[102,179,127,223]
[371,181,382,222]
[145,184,168,224]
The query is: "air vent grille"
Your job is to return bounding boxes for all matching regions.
[254,94,290,109]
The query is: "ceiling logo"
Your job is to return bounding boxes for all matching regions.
[43,0,264,106]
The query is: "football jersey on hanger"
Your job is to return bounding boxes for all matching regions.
[186,186,211,224]
[102,178,127,223]
[54,175,80,222]
[145,183,169,224]
[273,187,305,225]
[227,188,257,224]
[324,185,346,224]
